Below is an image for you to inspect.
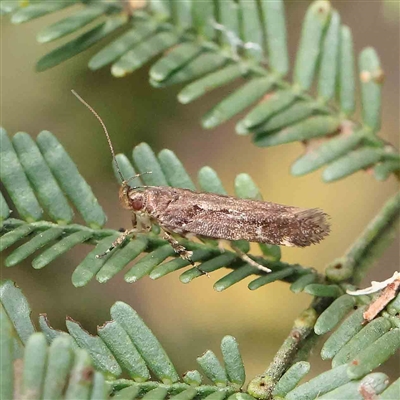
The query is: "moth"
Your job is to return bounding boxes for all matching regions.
[72,91,330,275]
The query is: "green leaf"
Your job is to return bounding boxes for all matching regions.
[198,167,227,195]
[170,388,197,400]
[202,77,275,129]
[98,320,150,382]
[304,284,341,298]
[149,0,171,18]
[238,101,317,136]
[320,306,367,360]
[285,364,350,400]
[89,21,159,70]
[294,1,332,90]
[380,378,400,400]
[71,234,120,287]
[0,128,42,222]
[0,308,14,400]
[242,90,297,129]
[37,4,109,43]
[96,236,148,283]
[214,264,256,292]
[239,0,263,61]
[158,149,196,190]
[359,47,383,133]
[259,0,289,75]
[36,131,107,228]
[289,273,317,293]
[12,132,74,224]
[124,244,175,283]
[65,349,94,400]
[132,143,168,186]
[182,370,202,386]
[180,253,237,284]
[0,280,35,346]
[174,0,192,29]
[111,302,180,384]
[347,328,400,379]
[332,317,392,367]
[21,333,47,399]
[150,43,203,81]
[314,294,356,335]
[37,16,127,72]
[338,26,356,116]
[66,318,122,377]
[317,11,340,101]
[323,147,383,182]
[0,222,36,252]
[150,52,227,88]
[248,268,295,291]
[319,373,389,399]
[273,361,310,397]
[218,0,240,50]
[374,160,400,181]
[192,0,215,40]
[113,385,140,400]
[150,248,216,279]
[291,129,364,176]
[221,336,245,388]
[111,32,180,77]
[42,336,75,400]
[5,227,64,267]
[11,1,77,24]
[0,191,10,221]
[197,350,228,386]
[178,64,245,104]
[32,230,94,270]
[254,116,341,147]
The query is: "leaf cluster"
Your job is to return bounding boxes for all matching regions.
[1,127,319,292]
[2,0,399,181]
[2,280,400,399]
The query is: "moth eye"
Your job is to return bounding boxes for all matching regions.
[131,197,144,211]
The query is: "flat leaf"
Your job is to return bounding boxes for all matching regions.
[197,350,228,386]
[294,1,332,90]
[260,0,289,75]
[89,21,159,70]
[221,336,245,387]
[112,32,180,77]
[111,302,180,384]
[254,116,341,147]
[0,129,42,222]
[37,4,109,43]
[0,280,35,346]
[273,361,310,397]
[36,131,107,228]
[37,16,127,72]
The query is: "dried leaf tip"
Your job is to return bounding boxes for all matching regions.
[347,271,400,296]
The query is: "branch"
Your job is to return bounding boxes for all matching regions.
[326,190,400,284]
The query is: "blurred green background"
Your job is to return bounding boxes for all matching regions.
[1,0,399,381]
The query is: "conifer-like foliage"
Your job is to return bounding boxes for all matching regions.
[1,1,400,399]
[2,0,400,180]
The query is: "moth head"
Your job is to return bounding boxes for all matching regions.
[119,183,146,211]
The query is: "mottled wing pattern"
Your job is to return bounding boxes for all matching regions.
[152,189,330,247]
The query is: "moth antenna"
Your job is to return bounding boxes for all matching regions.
[71,89,125,183]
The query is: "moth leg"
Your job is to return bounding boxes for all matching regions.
[96,213,143,259]
[231,244,272,273]
[217,239,228,253]
[162,230,210,278]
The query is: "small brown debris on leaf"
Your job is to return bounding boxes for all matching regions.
[363,278,400,322]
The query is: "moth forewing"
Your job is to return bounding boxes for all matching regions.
[125,186,330,247]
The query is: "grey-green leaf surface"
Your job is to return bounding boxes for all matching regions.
[111,302,180,384]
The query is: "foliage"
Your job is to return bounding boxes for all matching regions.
[2,280,400,399]
[1,127,320,291]
[1,1,399,399]
[2,0,399,181]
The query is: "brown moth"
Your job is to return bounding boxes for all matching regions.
[72,91,330,275]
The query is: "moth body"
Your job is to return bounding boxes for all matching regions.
[122,186,330,247]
